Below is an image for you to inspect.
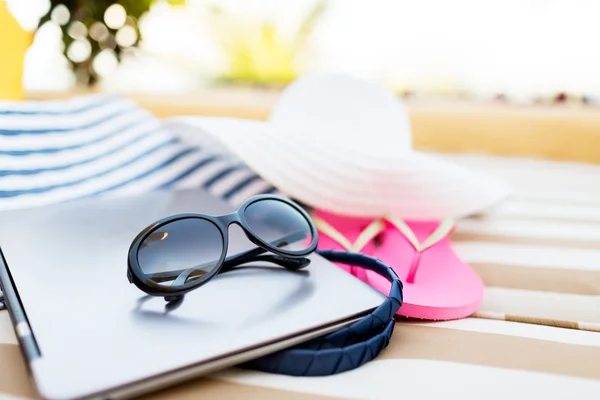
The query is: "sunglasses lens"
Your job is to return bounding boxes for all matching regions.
[244,199,313,252]
[137,218,224,287]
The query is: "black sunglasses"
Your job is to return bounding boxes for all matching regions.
[127,195,318,302]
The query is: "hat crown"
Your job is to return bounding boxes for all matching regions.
[269,74,413,157]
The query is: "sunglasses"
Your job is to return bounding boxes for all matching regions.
[127,195,318,302]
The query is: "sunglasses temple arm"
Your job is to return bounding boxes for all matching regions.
[220,253,310,273]
[220,230,312,273]
[148,253,309,284]
[148,250,310,284]
[144,250,271,281]
[147,231,311,282]
[148,252,310,283]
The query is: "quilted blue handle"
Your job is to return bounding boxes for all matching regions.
[243,250,403,376]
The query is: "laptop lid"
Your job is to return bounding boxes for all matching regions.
[0,189,384,400]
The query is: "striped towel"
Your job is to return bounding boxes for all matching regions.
[0,95,275,212]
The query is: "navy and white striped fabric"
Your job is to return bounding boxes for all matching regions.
[0,95,276,211]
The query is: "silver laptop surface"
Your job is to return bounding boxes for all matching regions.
[0,190,384,400]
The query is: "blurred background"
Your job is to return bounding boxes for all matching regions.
[2,0,600,162]
[2,0,599,102]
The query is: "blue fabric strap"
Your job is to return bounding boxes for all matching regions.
[243,250,403,376]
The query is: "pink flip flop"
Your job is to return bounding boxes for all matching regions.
[313,210,484,320]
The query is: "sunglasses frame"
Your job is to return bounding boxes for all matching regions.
[127,194,318,298]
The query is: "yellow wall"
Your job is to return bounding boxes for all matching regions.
[0,2,32,100]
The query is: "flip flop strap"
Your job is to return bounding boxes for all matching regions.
[314,215,455,254]
[383,214,455,252]
[313,216,386,253]
[243,250,403,376]
[314,216,455,284]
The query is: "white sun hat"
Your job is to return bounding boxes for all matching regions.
[176,73,510,219]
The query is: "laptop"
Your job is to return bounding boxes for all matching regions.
[0,189,384,400]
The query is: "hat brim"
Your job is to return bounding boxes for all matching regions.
[173,117,510,220]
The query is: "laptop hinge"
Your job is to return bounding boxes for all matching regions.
[0,295,5,311]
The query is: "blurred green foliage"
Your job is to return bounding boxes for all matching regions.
[39,0,184,85]
[208,1,327,87]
